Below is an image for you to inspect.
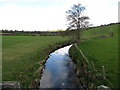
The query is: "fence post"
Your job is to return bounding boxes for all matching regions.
[102,66,106,79]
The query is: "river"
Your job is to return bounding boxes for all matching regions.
[40,45,82,88]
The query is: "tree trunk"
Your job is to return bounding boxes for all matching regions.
[77,29,81,43]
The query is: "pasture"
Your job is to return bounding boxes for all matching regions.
[70,23,119,88]
[2,36,69,87]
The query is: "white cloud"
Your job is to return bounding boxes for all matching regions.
[0,0,53,1]
[0,0,118,31]
[118,1,120,22]
[85,0,118,26]
[0,4,67,31]
[0,0,65,3]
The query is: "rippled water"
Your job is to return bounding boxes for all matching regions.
[40,45,81,88]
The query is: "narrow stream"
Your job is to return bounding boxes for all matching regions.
[40,45,81,88]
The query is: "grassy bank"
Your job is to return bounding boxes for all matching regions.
[2,36,70,88]
[69,24,118,88]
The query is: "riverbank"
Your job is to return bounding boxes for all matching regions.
[2,36,75,88]
[33,39,77,88]
[69,24,119,89]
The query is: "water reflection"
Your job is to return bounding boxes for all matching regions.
[40,45,81,88]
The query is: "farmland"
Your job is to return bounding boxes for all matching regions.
[69,23,119,88]
[2,36,70,87]
[2,23,119,88]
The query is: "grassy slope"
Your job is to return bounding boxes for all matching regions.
[81,25,113,39]
[70,24,118,88]
[2,36,69,87]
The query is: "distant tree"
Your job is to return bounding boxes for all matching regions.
[66,3,90,42]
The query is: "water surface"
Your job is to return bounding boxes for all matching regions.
[40,45,81,88]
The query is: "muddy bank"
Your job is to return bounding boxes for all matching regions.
[69,44,87,89]
[69,43,98,89]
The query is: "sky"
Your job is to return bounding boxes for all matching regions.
[0,0,119,31]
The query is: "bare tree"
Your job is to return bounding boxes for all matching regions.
[66,3,90,42]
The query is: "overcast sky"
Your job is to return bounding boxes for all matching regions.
[0,0,119,31]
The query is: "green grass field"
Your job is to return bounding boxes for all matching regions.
[2,36,69,87]
[0,33,11,34]
[81,25,114,39]
[70,24,119,88]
